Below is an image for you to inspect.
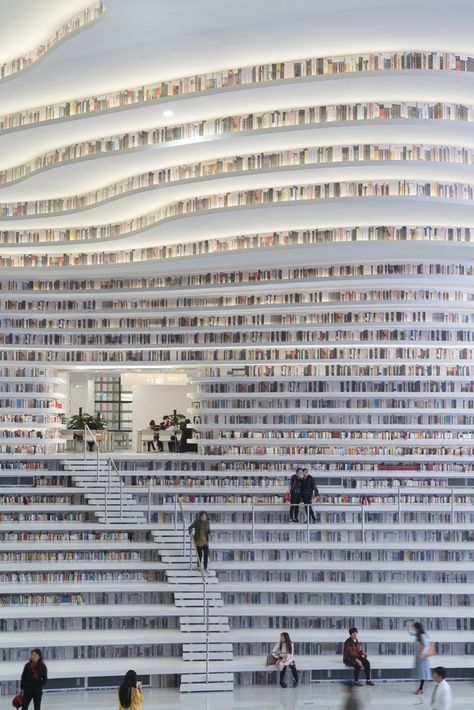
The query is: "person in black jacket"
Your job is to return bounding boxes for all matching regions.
[188,511,211,572]
[288,468,304,522]
[179,419,197,453]
[301,468,319,523]
[21,648,47,710]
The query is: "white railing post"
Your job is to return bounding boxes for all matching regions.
[105,457,111,525]
[147,485,151,524]
[251,501,255,544]
[174,494,178,531]
[181,502,186,556]
[205,594,210,684]
[306,505,310,544]
[361,504,365,542]
[119,470,123,519]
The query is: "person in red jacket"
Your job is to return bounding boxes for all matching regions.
[343,627,375,687]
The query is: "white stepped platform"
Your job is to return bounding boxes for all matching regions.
[0,655,471,684]
[153,527,234,693]
[65,458,147,526]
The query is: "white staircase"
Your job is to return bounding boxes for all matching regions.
[63,458,146,524]
[153,529,234,692]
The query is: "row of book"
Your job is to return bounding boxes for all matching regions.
[6,328,474,346]
[3,285,471,310]
[0,3,104,82]
[18,257,462,293]
[0,551,143,562]
[0,225,472,267]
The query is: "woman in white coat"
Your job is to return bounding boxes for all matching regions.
[272,632,299,688]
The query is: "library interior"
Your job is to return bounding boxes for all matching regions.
[0,0,473,708]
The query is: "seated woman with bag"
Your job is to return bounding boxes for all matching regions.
[267,632,299,688]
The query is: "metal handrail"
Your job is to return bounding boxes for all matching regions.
[176,496,210,684]
[108,457,125,520]
[83,425,101,483]
[189,519,210,684]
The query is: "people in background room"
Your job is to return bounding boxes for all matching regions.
[288,467,304,523]
[271,632,299,688]
[301,467,319,523]
[179,418,197,453]
[410,621,432,695]
[188,511,211,572]
[146,420,159,452]
[20,648,47,710]
[431,667,452,710]
[343,627,374,687]
[118,669,143,710]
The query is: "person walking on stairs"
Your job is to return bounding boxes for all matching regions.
[272,632,299,687]
[20,648,47,710]
[343,627,375,687]
[188,510,211,573]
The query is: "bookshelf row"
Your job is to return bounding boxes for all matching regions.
[3,259,474,294]
[2,285,472,311]
[1,144,474,217]
[2,49,474,131]
[3,179,474,246]
[0,2,104,82]
[6,329,474,346]
[0,226,471,268]
[2,101,474,186]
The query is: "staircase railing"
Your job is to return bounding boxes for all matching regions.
[177,496,210,683]
[83,425,124,524]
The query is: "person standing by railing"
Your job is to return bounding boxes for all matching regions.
[288,468,304,522]
[188,511,211,573]
[301,468,319,523]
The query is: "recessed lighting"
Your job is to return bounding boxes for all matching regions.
[162,109,174,117]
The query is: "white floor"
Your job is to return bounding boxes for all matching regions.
[39,682,473,709]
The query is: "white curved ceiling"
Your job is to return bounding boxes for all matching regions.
[0,0,473,269]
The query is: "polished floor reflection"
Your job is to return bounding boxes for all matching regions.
[41,681,473,709]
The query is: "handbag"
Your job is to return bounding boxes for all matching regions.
[283,490,291,503]
[265,653,277,666]
[12,691,23,708]
[427,641,436,657]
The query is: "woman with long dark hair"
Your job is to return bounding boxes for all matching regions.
[20,648,47,710]
[271,632,299,687]
[410,621,432,695]
[118,669,143,710]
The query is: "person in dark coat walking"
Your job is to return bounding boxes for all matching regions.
[301,468,319,523]
[21,648,47,710]
[288,468,304,522]
[188,511,211,572]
